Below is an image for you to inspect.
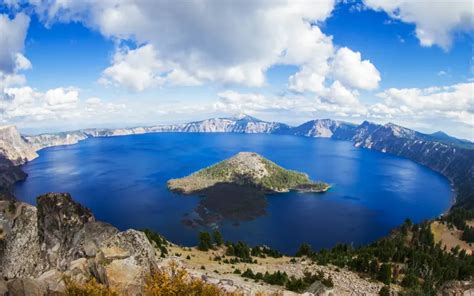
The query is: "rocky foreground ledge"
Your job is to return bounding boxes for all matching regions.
[0,193,396,295]
[0,193,157,295]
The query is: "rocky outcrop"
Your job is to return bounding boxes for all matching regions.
[0,126,34,200]
[437,280,474,295]
[0,125,37,165]
[37,193,102,270]
[292,119,356,139]
[94,230,157,294]
[0,155,26,200]
[0,193,158,295]
[0,201,44,278]
[5,278,47,295]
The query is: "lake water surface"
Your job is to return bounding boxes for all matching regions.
[15,133,452,254]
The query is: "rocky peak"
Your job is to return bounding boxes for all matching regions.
[37,193,96,268]
[228,113,260,122]
[290,119,358,140]
[37,193,95,241]
[293,119,340,138]
[224,152,269,178]
[0,125,37,165]
[384,122,417,139]
[358,120,379,129]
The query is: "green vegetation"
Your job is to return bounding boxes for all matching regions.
[146,211,474,295]
[379,286,390,296]
[296,217,474,295]
[223,240,283,263]
[377,263,391,285]
[144,262,236,295]
[192,153,313,190]
[168,152,329,194]
[198,232,213,251]
[295,243,312,257]
[142,229,168,257]
[462,226,474,243]
[7,200,16,213]
[195,160,233,180]
[251,245,283,258]
[259,157,311,191]
[196,231,283,264]
[212,230,224,246]
[241,268,333,293]
[443,208,474,243]
[64,276,117,296]
[442,208,474,230]
[225,241,252,262]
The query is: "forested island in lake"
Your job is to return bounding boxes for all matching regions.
[167,152,330,224]
[167,152,330,194]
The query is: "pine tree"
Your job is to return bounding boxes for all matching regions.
[295,243,312,257]
[198,232,212,251]
[377,264,392,285]
[212,230,224,246]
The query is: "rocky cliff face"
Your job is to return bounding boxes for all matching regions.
[0,126,36,200]
[177,114,290,134]
[25,132,89,151]
[0,126,37,165]
[22,115,290,152]
[351,121,474,209]
[290,119,474,208]
[291,119,357,139]
[0,193,157,295]
[0,155,26,200]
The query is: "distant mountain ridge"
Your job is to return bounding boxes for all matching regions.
[351,121,474,209]
[0,114,473,208]
[20,114,474,151]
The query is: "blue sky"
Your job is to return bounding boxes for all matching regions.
[0,0,473,139]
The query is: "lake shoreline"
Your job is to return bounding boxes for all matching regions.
[14,133,453,253]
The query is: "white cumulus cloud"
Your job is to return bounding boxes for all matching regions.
[331,47,381,90]
[100,44,200,91]
[2,86,79,119]
[373,82,474,126]
[0,13,30,73]
[364,0,474,51]
[0,13,32,102]
[24,0,383,95]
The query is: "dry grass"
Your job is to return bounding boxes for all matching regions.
[145,261,241,296]
[167,245,291,276]
[64,263,241,296]
[430,221,473,254]
[64,277,117,296]
[466,220,474,228]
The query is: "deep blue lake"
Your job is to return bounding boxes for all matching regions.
[15,133,452,254]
